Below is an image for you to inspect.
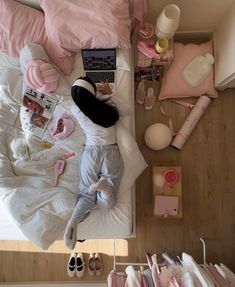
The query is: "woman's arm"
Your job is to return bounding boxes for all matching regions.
[109,93,132,116]
[96,82,132,117]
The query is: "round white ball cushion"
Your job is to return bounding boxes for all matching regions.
[144,123,172,150]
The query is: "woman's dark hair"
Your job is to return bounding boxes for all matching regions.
[71,77,119,128]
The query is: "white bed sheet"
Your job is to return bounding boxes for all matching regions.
[0,49,147,247]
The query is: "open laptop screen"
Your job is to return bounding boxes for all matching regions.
[81,48,116,71]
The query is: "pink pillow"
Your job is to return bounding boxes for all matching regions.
[38,0,131,51]
[0,0,46,57]
[25,60,60,93]
[0,0,75,74]
[159,41,218,100]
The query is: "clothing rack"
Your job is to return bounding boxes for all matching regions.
[112,239,149,269]
[112,237,207,270]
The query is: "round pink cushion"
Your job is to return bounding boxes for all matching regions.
[25,60,60,93]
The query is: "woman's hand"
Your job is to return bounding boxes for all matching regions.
[96,81,112,95]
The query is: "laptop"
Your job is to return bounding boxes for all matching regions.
[81,48,116,89]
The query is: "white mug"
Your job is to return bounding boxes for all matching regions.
[155,4,180,39]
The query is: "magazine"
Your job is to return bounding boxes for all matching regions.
[22,87,58,138]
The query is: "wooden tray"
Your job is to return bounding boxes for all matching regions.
[152,165,183,218]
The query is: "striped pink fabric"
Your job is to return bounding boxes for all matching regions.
[141,273,149,287]
[107,270,127,287]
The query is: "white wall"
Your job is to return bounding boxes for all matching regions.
[214,2,235,88]
[146,0,235,32]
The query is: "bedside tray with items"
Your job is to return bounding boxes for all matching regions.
[152,165,183,219]
[135,37,174,82]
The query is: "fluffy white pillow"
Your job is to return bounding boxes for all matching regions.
[116,121,147,189]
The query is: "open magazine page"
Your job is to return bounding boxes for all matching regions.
[22,87,58,138]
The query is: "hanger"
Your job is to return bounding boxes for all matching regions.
[162,252,176,266]
[146,253,161,287]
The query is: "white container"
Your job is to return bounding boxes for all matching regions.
[155,4,180,39]
[182,53,215,87]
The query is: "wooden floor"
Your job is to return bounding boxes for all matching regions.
[0,87,235,282]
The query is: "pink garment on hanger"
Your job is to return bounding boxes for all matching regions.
[215,264,235,286]
[146,253,160,287]
[206,265,231,287]
[107,270,127,287]
[125,266,141,287]
[141,273,149,287]
[159,265,184,287]
[169,276,180,287]
[182,252,215,287]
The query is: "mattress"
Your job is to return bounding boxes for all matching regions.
[0,48,147,248]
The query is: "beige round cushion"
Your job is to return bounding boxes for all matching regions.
[144,123,172,150]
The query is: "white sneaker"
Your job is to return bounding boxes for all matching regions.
[67,253,76,278]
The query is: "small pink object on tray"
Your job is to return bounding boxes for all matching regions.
[137,40,161,60]
[163,168,179,186]
[139,22,154,39]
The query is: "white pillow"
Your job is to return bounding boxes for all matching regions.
[116,121,147,189]
[20,43,50,73]
[116,49,131,71]
[0,68,23,104]
[0,52,20,69]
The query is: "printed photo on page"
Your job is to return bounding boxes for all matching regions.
[21,87,58,138]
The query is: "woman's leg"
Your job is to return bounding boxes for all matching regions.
[64,147,100,250]
[97,146,124,207]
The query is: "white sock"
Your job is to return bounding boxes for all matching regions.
[64,217,78,250]
[89,177,113,199]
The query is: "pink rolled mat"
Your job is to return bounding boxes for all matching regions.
[171,95,211,150]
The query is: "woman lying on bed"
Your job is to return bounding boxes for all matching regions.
[64,77,131,250]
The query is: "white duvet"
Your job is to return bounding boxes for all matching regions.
[0,53,147,249]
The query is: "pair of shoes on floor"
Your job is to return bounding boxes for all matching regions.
[88,253,103,276]
[136,81,156,110]
[67,252,85,278]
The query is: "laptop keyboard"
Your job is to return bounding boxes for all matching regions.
[86,71,115,83]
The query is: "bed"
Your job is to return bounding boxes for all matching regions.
[0,0,147,249]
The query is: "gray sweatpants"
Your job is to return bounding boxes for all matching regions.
[72,145,124,222]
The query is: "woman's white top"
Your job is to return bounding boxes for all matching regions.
[71,92,131,145]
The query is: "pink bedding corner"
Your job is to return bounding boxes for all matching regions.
[38,0,132,52]
[0,0,75,75]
